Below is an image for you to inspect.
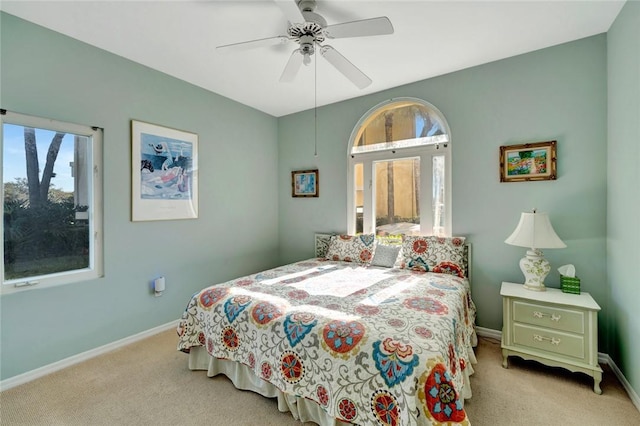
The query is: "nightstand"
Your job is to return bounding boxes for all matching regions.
[500,281,603,394]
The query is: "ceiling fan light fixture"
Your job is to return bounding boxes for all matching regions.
[299,35,315,51]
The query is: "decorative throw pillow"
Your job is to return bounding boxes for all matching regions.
[326,234,376,264]
[370,244,402,268]
[400,236,466,277]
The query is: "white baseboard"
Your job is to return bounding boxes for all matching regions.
[475,326,502,341]
[600,352,640,412]
[0,319,180,392]
[475,326,640,413]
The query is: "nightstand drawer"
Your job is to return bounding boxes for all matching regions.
[513,323,585,360]
[513,300,584,334]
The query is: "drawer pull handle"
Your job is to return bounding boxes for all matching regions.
[533,334,561,345]
[533,311,561,322]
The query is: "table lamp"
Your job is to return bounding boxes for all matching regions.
[505,209,566,291]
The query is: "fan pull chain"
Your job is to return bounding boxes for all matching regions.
[314,53,318,157]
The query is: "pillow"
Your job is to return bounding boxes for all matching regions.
[326,234,376,264]
[370,244,402,268]
[400,236,466,277]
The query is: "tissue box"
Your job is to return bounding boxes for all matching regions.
[561,275,581,294]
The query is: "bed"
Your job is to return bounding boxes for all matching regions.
[177,234,477,426]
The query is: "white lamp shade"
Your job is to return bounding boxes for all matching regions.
[505,212,566,249]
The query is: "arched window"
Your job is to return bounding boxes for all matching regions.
[347,98,451,237]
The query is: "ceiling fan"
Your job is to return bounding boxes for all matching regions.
[216,0,394,89]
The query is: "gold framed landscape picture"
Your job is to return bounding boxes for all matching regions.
[500,140,557,182]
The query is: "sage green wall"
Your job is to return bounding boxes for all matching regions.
[607,0,640,399]
[0,13,280,380]
[279,36,609,347]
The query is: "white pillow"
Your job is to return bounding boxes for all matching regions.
[370,244,401,268]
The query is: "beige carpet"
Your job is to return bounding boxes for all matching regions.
[1,330,638,425]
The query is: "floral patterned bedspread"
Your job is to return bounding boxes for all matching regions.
[177,258,476,426]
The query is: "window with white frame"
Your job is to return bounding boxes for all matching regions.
[1,110,103,292]
[347,98,452,237]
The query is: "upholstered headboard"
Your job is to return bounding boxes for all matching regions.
[314,233,472,281]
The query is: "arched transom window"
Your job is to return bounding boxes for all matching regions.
[347,98,452,237]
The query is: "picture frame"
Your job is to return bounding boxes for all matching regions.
[291,169,319,198]
[499,140,557,182]
[131,120,198,221]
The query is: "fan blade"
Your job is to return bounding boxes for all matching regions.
[280,49,304,82]
[324,16,394,39]
[217,35,288,53]
[274,0,305,24]
[320,45,371,89]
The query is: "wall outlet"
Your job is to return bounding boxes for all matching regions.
[153,276,165,296]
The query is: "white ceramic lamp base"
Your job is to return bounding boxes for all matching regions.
[520,249,550,291]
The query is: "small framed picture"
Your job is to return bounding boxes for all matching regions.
[291,169,319,197]
[500,140,557,182]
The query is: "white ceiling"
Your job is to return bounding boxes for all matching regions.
[1,0,625,117]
